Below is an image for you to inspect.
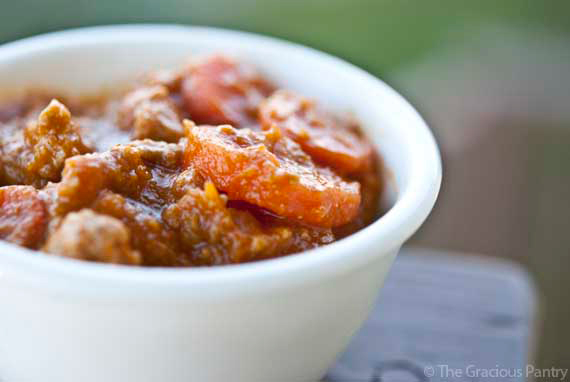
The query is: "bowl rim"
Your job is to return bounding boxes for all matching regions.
[0,24,441,299]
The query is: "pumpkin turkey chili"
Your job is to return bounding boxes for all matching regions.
[0,55,383,266]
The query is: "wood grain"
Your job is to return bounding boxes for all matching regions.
[327,248,537,382]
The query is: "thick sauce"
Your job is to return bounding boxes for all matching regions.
[0,55,382,266]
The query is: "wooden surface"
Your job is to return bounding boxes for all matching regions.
[326,248,537,382]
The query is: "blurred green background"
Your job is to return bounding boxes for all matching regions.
[1,0,569,369]
[2,1,570,74]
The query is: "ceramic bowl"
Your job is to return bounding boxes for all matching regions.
[0,25,441,382]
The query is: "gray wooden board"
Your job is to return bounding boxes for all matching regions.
[326,248,537,382]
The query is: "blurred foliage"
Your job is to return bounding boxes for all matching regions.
[1,0,570,76]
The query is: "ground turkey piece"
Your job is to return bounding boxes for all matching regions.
[91,182,333,266]
[44,209,141,265]
[43,139,200,266]
[51,139,188,217]
[117,85,184,143]
[181,55,273,127]
[0,131,36,186]
[91,190,185,266]
[24,99,91,181]
[184,121,361,228]
[145,66,187,93]
[0,99,91,187]
[0,185,47,248]
[259,90,373,174]
[164,182,289,264]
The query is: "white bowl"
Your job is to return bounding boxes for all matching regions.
[0,25,441,382]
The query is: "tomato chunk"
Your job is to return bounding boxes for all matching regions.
[259,90,373,174]
[117,86,184,143]
[44,209,142,265]
[184,122,361,227]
